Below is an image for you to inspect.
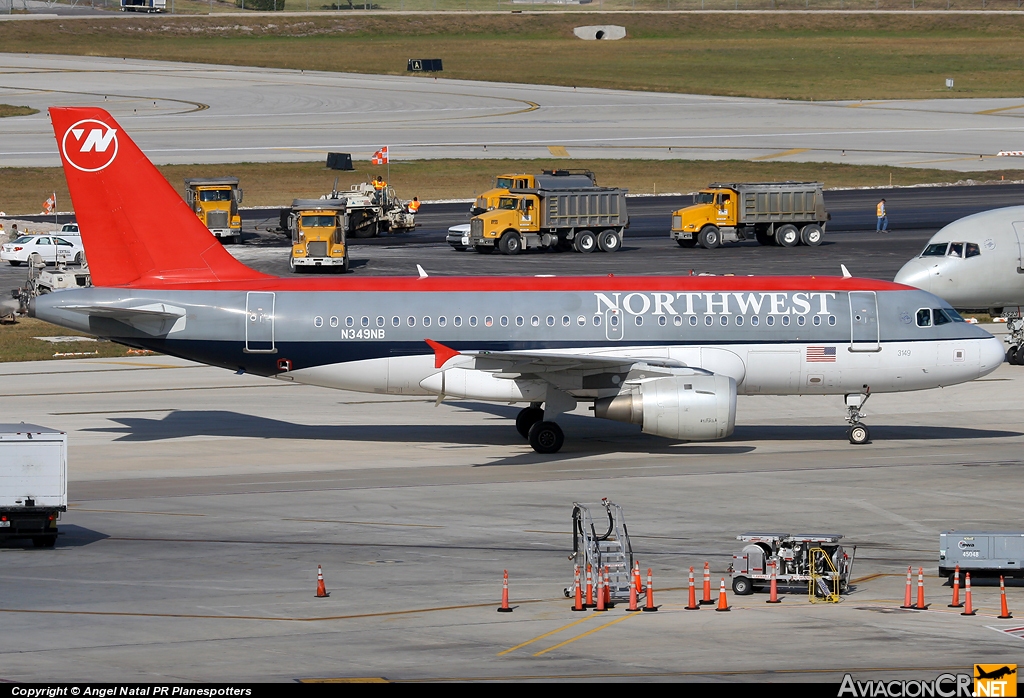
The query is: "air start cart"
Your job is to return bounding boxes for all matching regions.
[730,533,855,602]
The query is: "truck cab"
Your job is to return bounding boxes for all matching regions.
[672,188,738,244]
[471,195,542,253]
[288,200,349,273]
[184,177,243,244]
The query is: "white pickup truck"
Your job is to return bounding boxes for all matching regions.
[0,424,67,548]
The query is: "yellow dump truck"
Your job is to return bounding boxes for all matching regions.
[286,199,349,273]
[670,182,829,249]
[184,177,243,244]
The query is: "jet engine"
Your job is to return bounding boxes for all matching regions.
[593,373,736,441]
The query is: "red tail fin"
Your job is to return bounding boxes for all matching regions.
[49,107,269,287]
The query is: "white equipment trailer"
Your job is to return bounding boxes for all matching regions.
[0,424,67,548]
[730,533,855,601]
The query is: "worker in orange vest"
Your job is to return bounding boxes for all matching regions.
[407,197,420,214]
[876,198,888,233]
[372,176,387,191]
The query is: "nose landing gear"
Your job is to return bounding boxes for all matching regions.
[845,389,871,445]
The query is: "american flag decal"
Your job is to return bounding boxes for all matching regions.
[807,346,837,362]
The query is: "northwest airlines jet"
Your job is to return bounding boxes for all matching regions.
[32,108,1004,453]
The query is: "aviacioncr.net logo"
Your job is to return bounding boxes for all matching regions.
[61,119,118,172]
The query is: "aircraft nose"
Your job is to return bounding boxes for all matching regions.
[978,336,1007,377]
[894,259,935,292]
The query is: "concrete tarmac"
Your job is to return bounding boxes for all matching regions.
[4,54,1024,169]
[0,350,1022,682]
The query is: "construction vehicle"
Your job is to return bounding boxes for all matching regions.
[671,182,829,249]
[286,199,349,273]
[469,185,628,255]
[564,499,634,603]
[730,533,855,601]
[450,170,597,251]
[121,0,166,11]
[939,530,1024,580]
[319,180,416,239]
[184,177,243,244]
[0,423,67,548]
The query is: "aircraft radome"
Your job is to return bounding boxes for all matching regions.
[30,107,1005,453]
[894,206,1024,365]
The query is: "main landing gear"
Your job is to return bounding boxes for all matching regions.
[1006,317,1024,365]
[845,389,871,445]
[516,403,566,454]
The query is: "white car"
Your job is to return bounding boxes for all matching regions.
[446,223,472,251]
[1,234,86,267]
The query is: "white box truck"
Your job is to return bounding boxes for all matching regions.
[0,424,67,548]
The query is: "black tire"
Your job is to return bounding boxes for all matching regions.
[800,224,824,246]
[777,224,800,248]
[676,238,697,248]
[755,230,772,246]
[528,421,564,454]
[573,230,597,254]
[598,230,621,253]
[848,422,870,445]
[8,261,22,267]
[74,252,85,265]
[1007,346,1018,364]
[498,231,522,256]
[342,254,350,274]
[732,576,753,596]
[32,536,56,548]
[698,225,720,249]
[1016,346,1024,365]
[449,245,467,252]
[516,407,544,439]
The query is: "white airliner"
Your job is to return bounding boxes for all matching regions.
[29,107,1005,453]
[894,206,1024,365]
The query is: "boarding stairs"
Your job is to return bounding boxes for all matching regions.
[569,499,635,602]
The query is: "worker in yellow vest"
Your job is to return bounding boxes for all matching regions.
[372,176,388,205]
[876,198,888,233]
[372,176,387,191]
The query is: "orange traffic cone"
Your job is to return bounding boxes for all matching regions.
[642,568,658,612]
[571,564,585,612]
[585,564,595,608]
[497,569,513,613]
[716,577,731,612]
[626,571,640,612]
[766,562,781,604]
[998,576,1013,619]
[914,567,928,610]
[900,566,914,609]
[700,561,713,605]
[948,564,963,608]
[594,571,607,612]
[685,566,700,610]
[961,573,976,616]
[604,566,614,609]
[315,564,329,598]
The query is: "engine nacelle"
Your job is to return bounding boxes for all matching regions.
[593,374,736,441]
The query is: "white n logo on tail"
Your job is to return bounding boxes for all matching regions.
[62,119,119,172]
[78,128,117,153]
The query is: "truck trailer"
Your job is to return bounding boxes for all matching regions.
[469,186,628,255]
[0,424,67,548]
[939,530,1024,579]
[671,182,829,249]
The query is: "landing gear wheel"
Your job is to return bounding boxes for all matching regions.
[515,406,544,439]
[800,224,823,246]
[1007,346,1019,365]
[848,422,870,445]
[598,230,621,253]
[498,231,522,255]
[1016,346,1024,365]
[528,421,564,454]
[573,230,597,253]
[698,225,720,249]
[676,238,697,248]
[732,576,753,596]
[777,224,800,247]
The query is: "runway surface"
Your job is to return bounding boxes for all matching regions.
[1,353,1022,682]
[4,54,1024,169]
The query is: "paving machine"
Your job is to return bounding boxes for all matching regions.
[730,533,855,602]
[320,180,416,238]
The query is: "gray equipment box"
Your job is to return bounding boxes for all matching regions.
[939,530,1024,578]
[723,182,828,225]
[535,188,629,230]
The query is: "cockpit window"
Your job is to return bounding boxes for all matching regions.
[916,308,932,327]
[922,243,949,257]
[931,308,964,325]
[948,242,964,258]
[966,243,980,258]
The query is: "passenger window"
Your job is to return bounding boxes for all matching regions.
[423,316,431,328]
[828,316,836,326]
[330,316,339,328]
[376,316,385,327]
[704,315,713,326]
[948,243,964,258]
[531,316,540,327]
[966,243,980,258]
[781,316,790,327]
[346,316,354,327]
[735,315,744,327]
[813,316,821,326]
[916,308,931,327]
[593,315,602,326]
[922,243,949,257]
[766,316,775,327]
[689,316,698,326]
[454,316,462,327]
[392,317,401,327]
[469,316,478,327]
[933,308,951,326]
[658,316,667,326]
[562,315,571,327]
[361,316,369,327]
[36,237,51,245]
[673,315,683,326]
[751,316,759,327]
[314,316,323,328]
[438,316,447,327]
[408,316,416,327]
[797,315,806,326]
[546,316,555,327]
[485,316,493,327]
[516,316,524,327]
[635,316,643,326]
[720,316,729,326]
[577,316,586,326]
[501,316,509,327]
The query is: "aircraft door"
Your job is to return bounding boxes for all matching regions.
[1012,221,1024,273]
[605,307,623,341]
[848,291,880,352]
[245,292,276,353]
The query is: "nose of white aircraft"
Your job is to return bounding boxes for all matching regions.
[893,258,935,292]
[979,335,1007,377]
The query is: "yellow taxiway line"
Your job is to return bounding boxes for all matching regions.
[533,612,637,657]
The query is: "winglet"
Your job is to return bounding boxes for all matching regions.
[425,338,460,369]
[840,264,852,278]
[417,264,428,279]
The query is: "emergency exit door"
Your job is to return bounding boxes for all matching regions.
[849,291,880,352]
[245,292,276,353]
[605,307,623,341]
